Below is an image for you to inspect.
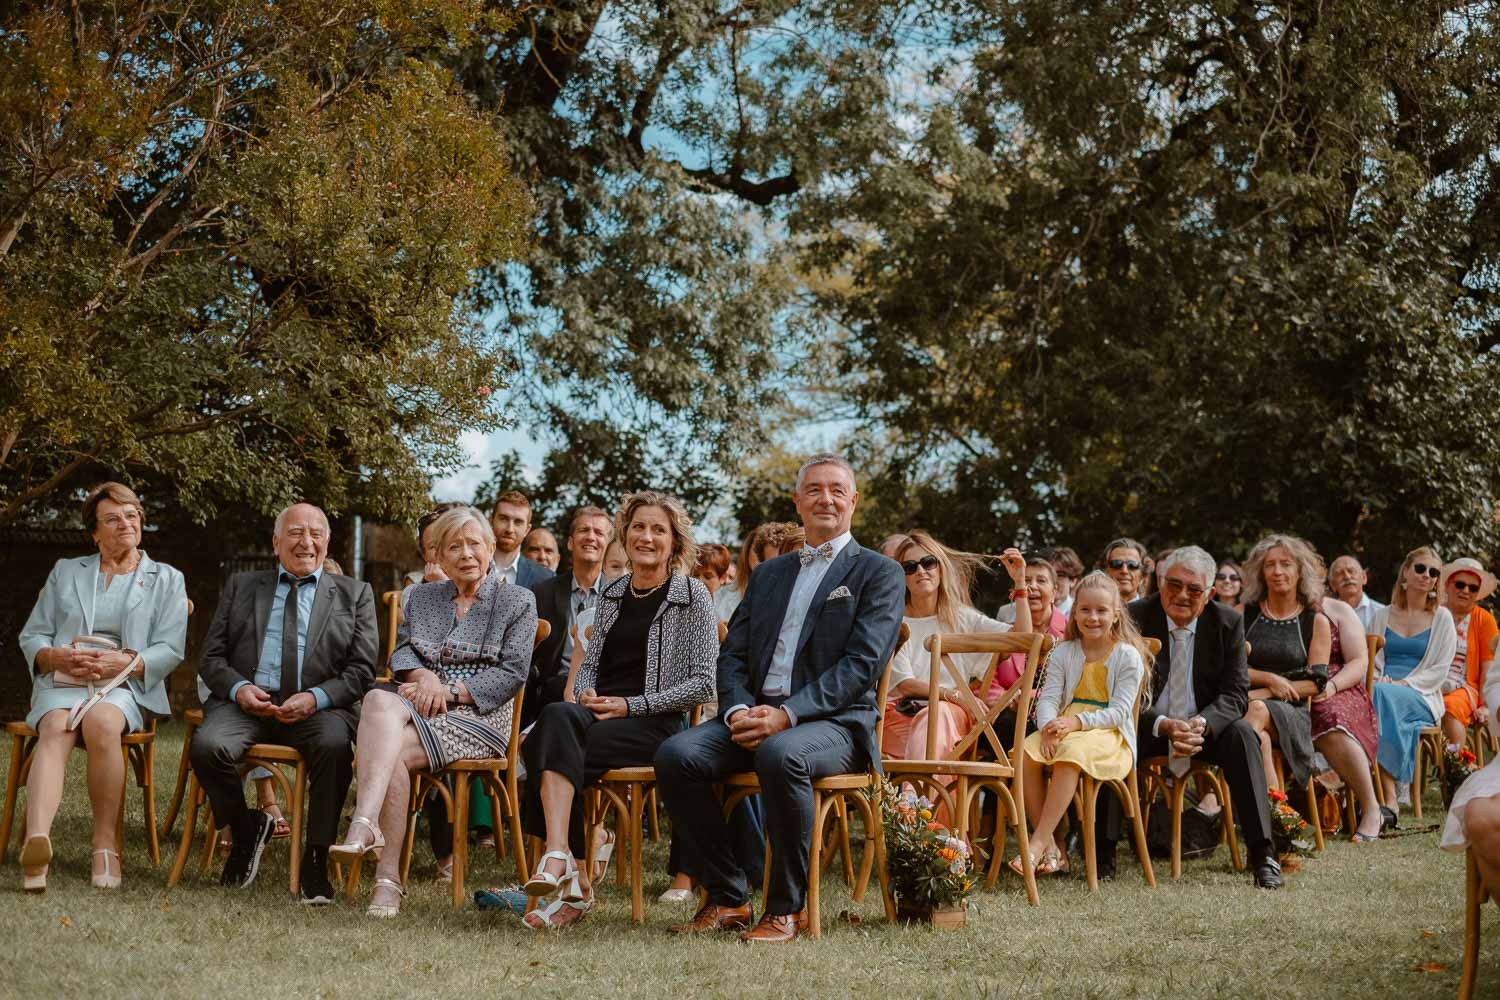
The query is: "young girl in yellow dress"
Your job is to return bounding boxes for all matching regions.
[1012,571,1150,875]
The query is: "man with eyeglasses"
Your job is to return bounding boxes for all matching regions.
[1329,555,1385,632]
[1438,558,1499,751]
[1095,545,1282,889]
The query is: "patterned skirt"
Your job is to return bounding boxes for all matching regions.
[1310,684,1379,764]
[402,700,514,771]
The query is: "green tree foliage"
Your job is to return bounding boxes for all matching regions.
[0,2,531,525]
[809,1,1500,574]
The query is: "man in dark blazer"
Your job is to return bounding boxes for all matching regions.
[490,490,554,589]
[524,506,612,726]
[191,502,377,902]
[655,454,905,942]
[1095,544,1281,889]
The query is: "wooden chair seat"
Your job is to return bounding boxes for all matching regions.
[0,718,160,866]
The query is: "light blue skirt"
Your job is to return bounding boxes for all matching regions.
[1373,683,1435,782]
[27,685,145,734]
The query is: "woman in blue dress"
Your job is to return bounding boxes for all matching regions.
[17,482,188,892]
[1368,546,1454,827]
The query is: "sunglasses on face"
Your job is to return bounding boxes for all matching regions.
[1108,559,1141,571]
[1452,579,1481,594]
[902,555,941,576]
[1412,563,1441,579]
[1215,572,1240,582]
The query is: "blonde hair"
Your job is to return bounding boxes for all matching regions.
[1391,545,1443,611]
[1063,571,1154,688]
[896,530,992,631]
[615,491,699,577]
[1240,533,1326,609]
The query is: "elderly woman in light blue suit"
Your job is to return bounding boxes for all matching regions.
[17,482,187,892]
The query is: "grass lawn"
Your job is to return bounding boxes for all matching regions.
[0,720,1492,999]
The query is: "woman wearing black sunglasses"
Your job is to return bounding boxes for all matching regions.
[1369,546,1456,827]
[1214,562,1243,606]
[881,532,1029,765]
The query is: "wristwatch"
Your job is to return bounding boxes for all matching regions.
[448,682,460,704]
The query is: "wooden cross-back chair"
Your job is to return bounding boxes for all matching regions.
[717,622,910,937]
[377,589,403,683]
[881,629,1052,905]
[1071,637,1160,891]
[1,597,195,869]
[342,617,552,908]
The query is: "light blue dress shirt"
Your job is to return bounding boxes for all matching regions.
[727,531,853,728]
[230,567,331,710]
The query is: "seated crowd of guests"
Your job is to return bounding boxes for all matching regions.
[15,460,1500,938]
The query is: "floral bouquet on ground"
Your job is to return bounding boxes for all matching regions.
[874,779,975,918]
[1443,744,1479,809]
[1268,789,1315,862]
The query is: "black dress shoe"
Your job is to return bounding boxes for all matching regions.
[1252,856,1283,890]
[300,847,335,905]
[222,811,276,888]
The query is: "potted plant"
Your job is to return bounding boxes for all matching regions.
[874,780,974,928]
[1268,789,1315,870]
[1443,744,1479,810]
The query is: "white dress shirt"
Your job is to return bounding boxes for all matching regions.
[1353,592,1386,632]
[727,531,853,727]
[494,549,521,587]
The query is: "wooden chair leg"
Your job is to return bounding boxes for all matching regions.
[0,731,25,865]
[117,744,129,857]
[871,799,897,922]
[1081,778,1099,892]
[1460,849,1483,1000]
[1218,773,1243,870]
[168,778,202,887]
[199,800,220,876]
[836,796,856,887]
[141,740,160,865]
[629,782,647,924]
[288,762,307,897]
[807,790,828,939]
[848,791,878,903]
[1305,779,1324,852]
[451,771,471,909]
[645,785,661,842]
[1169,772,1188,879]
[1122,777,1155,888]
[506,770,527,883]
[159,723,196,840]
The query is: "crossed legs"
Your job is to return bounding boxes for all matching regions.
[343,689,430,909]
[1243,700,1282,791]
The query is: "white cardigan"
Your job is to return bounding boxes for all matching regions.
[1370,605,1456,724]
[1033,639,1145,761]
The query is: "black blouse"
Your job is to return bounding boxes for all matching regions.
[594,583,670,698]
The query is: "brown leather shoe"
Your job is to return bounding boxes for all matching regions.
[739,911,800,944]
[667,900,753,935]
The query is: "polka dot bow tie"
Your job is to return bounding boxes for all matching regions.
[799,542,834,566]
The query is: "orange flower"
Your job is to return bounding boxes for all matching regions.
[1269,789,1288,803]
[927,821,942,831]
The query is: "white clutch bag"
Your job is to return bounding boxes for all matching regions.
[61,635,139,731]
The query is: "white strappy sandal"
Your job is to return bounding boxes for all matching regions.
[91,848,122,889]
[367,878,406,918]
[524,850,579,899]
[329,816,385,865]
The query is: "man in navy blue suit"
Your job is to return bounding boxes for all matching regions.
[655,453,905,943]
[489,490,554,589]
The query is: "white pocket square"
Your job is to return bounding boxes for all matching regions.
[826,586,852,601]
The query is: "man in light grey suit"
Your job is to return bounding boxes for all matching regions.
[190,502,377,901]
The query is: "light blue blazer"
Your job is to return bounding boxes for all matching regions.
[18,551,188,721]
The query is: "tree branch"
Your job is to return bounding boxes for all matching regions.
[0,454,92,524]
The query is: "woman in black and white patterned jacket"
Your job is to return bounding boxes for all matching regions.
[518,489,717,929]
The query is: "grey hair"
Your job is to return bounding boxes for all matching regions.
[430,506,496,555]
[1159,545,1216,589]
[795,452,857,492]
[273,502,329,539]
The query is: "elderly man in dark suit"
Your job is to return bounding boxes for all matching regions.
[191,502,377,902]
[1095,544,1281,889]
[655,453,905,943]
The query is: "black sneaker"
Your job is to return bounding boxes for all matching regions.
[299,847,335,906]
[221,810,276,888]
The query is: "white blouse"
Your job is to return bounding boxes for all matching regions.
[888,606,1011,691]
